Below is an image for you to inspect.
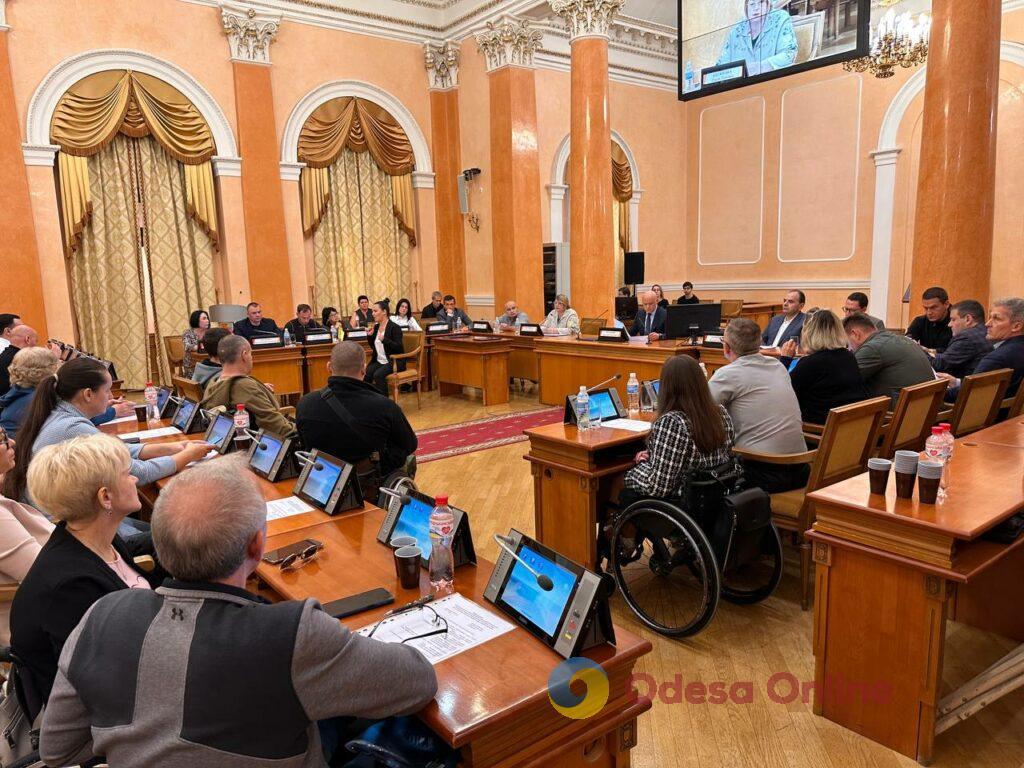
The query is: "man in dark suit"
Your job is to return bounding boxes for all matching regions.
[943,297,1024,401]
[761,289,806,349]
[232,302,280,341]
[929,299,993,379]
[630,291,667,341]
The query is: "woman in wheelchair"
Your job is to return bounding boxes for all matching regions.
[606,356,782,637]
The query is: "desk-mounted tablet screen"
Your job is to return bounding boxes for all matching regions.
[564,387,626,426]
[376,489,475,568]
[642,379,659,410]
[156,387,173,418]
[171,399,202,433]
[250,431,281,474]
[204,413,235,454]
[484,530,613,657]
[294,449,362,516]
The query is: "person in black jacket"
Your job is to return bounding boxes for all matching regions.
[364,300,403,394]
[943,297,1024,401]
[10,433,159,721]
[928,299,993,379]
[781,309,868,425]
[630,291,667,341]
[906,286,953,352]
[296,341,417,476]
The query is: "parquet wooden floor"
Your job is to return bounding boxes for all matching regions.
[407,389,1024,768]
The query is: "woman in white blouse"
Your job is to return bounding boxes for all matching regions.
[391,298,422,332]
[541,294,581,334]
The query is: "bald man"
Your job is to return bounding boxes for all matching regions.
[0,324,39,396]
[630,291,667,342]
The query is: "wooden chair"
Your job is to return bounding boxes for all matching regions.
[172,375,204,403]
[947,368,1012,437]
[580,317,606,336]
[386,330,424,407]
[164,334,185,377]
[732,396,889,610]
[720,299,744,319]
[999,383,1024,420]
[876,378,948,459]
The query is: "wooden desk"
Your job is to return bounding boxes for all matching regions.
[534,337,728,407]
[961,417,1024,448]
[303,342,334,393]
[433,335,512,406]
[807,430,1024,763]
[250,346,305,398]
[525,418,653,568]
[258,510,653,768]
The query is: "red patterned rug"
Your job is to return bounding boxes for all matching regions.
[415,407,564,464]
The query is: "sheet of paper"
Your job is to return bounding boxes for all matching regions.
[607,418,651,433]
[266,496,315,521]
[355,593,514,665]
[186,449,221,467]
[106,414,139,425]
[117,426,183,441]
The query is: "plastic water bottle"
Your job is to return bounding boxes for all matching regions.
[455,315,463,333]
[924,426,949,497]
[233,404,251,450]
[330,324,338,342]
[428,495,455,594]
[626,373,640,416]
[283,328,293,347]
[143,381,159,421]
[938,423,955,461]
[576,386,591,431]
[685,60,695,92]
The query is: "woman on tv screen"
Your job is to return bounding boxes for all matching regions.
[717,0,797,76]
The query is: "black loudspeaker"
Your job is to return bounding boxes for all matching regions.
[624,251,645,285]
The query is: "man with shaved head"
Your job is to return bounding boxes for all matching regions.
[296,341,417,477]
[0,324,39,396]
[40,455,437,767]
[630,290,667,342]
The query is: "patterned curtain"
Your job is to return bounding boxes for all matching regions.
[314,149,412,315]
[69,134,217,388]
[71,136,150,389]
[136,138,217,383]
[612,200,625,286]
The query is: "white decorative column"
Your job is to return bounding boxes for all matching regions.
[869,147,902,325]
[221,2,280,65]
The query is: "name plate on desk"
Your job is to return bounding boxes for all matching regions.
[519,324,543,337]
[304,332,332,345]
[426,323,450,335]
[471,321,493,333]
[703,334,724,348]
[252,336,284,348]
[597,328,628,342]
[344,329,368,340]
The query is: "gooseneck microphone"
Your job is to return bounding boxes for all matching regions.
[294,451,323,471]
[378,487,413,507]
[585,374,622,394]
[493,534,554,591]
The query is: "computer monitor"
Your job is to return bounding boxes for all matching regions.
[665,303,723,340]
[615,295,639,322]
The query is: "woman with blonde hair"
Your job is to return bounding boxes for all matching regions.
[541,294,581,334]
[10,433,158,722]
[784,309,867,424]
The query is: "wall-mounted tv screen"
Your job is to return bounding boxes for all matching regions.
[678,0,870,101]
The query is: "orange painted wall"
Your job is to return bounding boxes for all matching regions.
[430,88,467,307]
[0,32,46,335]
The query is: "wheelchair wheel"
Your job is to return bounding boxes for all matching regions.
[720,522,784,605]
[610,500,721,638]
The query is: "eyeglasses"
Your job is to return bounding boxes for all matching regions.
[279,543,321,572]
[365,604,448,644]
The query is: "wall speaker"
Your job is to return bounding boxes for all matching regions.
[624,252,645,285]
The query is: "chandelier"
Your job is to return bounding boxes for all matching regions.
[843,8,931,78]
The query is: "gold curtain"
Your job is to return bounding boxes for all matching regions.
[611,142,633,203]
[51,70,218,255]
[136,137,217,384]
[298,97,416,242]
[313,149,412,316]
[71,136,151,389]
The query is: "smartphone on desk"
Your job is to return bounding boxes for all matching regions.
[262,539,323,565]
[321,588,395,619]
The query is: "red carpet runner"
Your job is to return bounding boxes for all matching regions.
[415,407,563,464]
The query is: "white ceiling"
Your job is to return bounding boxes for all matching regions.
[622,0,676,30]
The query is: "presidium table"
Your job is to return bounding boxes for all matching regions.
[806,418,1024,764]
[100,416,654,768]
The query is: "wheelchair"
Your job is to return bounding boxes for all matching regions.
[604,461,783,638]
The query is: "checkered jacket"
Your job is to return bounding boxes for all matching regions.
[625,406,734,498]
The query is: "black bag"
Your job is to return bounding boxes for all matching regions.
[344,717,459,768]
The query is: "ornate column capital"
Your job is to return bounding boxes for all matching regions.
[221,2,281,65]
[549,0,624,41]
[475,17,542,73]
[424,41,460,90]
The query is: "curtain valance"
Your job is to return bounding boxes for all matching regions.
[298,97,416,243]
[611,142,633,203]
[50,70,219,255]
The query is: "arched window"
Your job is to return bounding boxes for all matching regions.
[51,69,221,387]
